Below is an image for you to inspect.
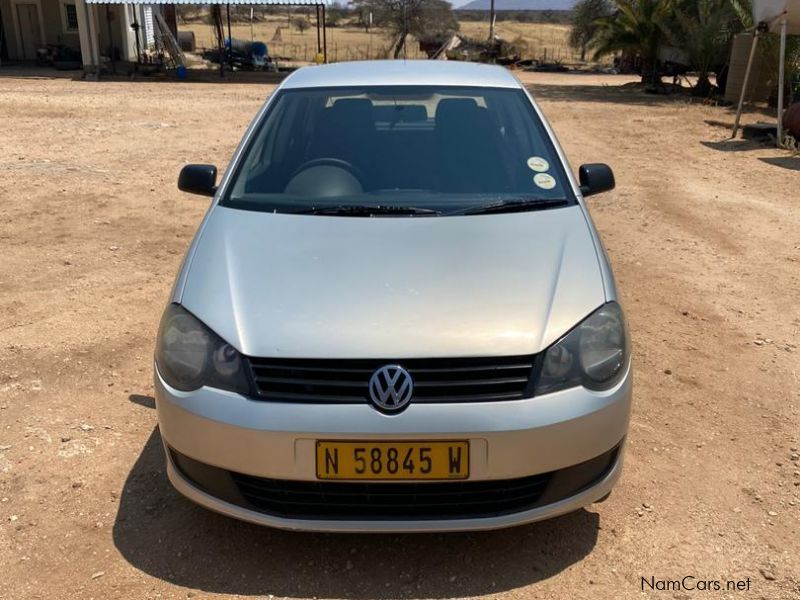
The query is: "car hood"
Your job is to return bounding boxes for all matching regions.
[179,206,606,358]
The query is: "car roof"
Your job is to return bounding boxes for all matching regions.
[280,60,523,90]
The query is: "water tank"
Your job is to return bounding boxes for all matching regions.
[784,102,800,138]
[177,31,195,53]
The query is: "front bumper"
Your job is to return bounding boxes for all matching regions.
[155,362,632,532]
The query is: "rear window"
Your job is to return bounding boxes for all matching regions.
[222,85,575,215]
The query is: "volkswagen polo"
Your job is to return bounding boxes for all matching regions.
[155,60,632,532]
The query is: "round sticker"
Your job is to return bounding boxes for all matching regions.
[527,156,550,173]
[533,173,557,190]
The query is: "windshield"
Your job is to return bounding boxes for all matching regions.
[222,85,575,216]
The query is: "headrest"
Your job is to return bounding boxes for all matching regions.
[434,98,484,129]
[328,98,374,121]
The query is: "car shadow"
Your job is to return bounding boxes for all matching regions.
[113,427,601,598]
[700,139,768,153]
[0,64,288,85]
[128,394,156,410]
[759,156,800,171]
[526,81,695,107]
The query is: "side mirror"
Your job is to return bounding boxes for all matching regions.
[178,164,218,197]
[579,163,615,197]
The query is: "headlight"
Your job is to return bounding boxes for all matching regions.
[535,302,629,395]
[155,304,249,395]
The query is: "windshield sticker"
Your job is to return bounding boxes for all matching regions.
[527,156,550,173]
[533,173,557,190]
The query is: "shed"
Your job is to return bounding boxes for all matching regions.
[75,0,328,76]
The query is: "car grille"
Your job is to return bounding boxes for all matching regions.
[169,443,621,522]
[231,473,551,520]
[246,355,536,403]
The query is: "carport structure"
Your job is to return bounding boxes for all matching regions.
[77,0,328,76]
[732,0,800,144]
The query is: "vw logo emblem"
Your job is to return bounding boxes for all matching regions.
[368,365,414,412]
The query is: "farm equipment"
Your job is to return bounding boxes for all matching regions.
[203,38,277,71]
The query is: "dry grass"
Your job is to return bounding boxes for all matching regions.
[181,17,575,63]
[183,17,428,61]
[459,20,578,61]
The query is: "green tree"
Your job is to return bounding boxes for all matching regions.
[569,0,613,62]
[591,0,676,85]
[292,16,310,35]
[727,0,752,28]
[351,0,459,58]
[672,0,733,95]
[325,2,347,27]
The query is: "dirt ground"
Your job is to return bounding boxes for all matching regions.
[1,70,799,600]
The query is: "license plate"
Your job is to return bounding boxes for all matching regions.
[316,440,469,480]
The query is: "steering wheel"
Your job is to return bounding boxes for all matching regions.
[290,158,366,186]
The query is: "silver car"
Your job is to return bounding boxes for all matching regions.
[155,60,631,532]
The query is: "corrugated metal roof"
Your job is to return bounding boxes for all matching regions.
[86,0,323,4]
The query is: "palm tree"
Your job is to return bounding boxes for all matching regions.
[591,0,676,85]
[673,0,734,96]
[727,0,753,28]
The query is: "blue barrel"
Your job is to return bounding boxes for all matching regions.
[251,41,267,58]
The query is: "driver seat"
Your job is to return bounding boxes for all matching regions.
[434,98,506,193]
[305,99,376,184]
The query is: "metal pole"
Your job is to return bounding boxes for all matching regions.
[226,4,232,68]
[212,5,223,78]
[130,5,141,71]
[777,19,787,147]
[322,4,327,63]
[400,1,406,60]
[106,5,115,74]
[316,5,321,55]
[732,31,759,139]
[489,0,495,42]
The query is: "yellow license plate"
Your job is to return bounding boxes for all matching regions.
[316,440,469,480]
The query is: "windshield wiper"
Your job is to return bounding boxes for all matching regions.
[454,198,569,216]
[293,205,441,217]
